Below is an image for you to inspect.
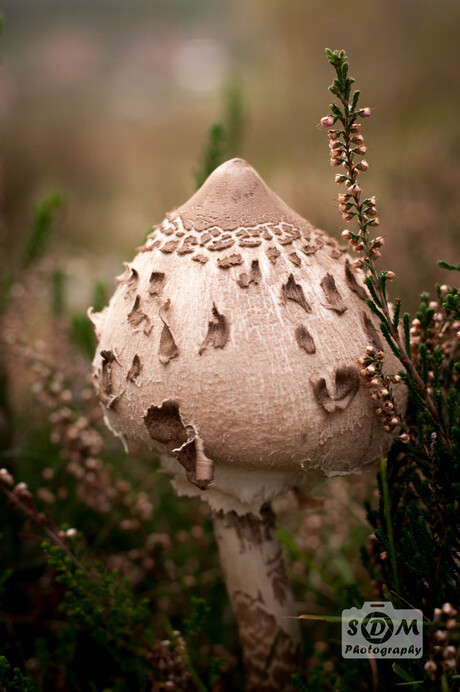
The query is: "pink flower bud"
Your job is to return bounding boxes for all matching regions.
[386,271,395,280]
[0,468,14,486]
[399,433,410,443]
[356,160,369,171]
[359,107,372,118]
[328,129,339,140]
[331,158,341,167]
[368,217,380,226]
[351,123,361,133]
[347,183,362,195]
[341,229,351,240]
[321,115,335,127]
[352,135,364,144]
[356,145,367,155]
[335,174,347,184]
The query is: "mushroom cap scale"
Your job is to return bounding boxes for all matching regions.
[90,159,405,514]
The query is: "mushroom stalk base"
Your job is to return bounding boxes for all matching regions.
[213,505,302,691]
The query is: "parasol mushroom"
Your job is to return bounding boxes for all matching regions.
[89,158,405,691]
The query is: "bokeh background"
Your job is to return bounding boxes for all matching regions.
[2,0,460,312]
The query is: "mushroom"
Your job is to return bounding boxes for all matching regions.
[89,159,405,690]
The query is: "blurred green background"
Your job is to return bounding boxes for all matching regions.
[2,0,460,312]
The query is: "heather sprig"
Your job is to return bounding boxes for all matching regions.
[322,48,454,453]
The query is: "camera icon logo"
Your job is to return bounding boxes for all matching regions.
[342,602,423,659]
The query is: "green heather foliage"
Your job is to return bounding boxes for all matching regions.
[0,50,458,692]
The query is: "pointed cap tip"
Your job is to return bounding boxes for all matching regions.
[176,158,308,232]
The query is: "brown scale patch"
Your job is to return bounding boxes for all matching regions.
[208,237,235,251]
[217,253,243,269]
[148,271,165,296]
[278,229,300,246]
[192,253,209,264]
[302,237,325,255]
[174,433,214,490]
[209,228,221,237]
[158,300,179,364]
[100,350,123,408]
[362,311,384,351]
[281,274,311,313]
[143,400,188,448]
[277,236,294,246]
[127,296,152,335]
[161,221,175,236]
[248,227,260,237]
[329,247,343,259]
[238,237,262,248]
[289,252,301,267]
[237,260,261,288]
[160,239,180,254]
[345,260,368,301]
[127,354,142,384]
[136,238,161,253]
[199,304,230,354]
[295,325,315,353]
[177,240,195,255]
[235,229,249,238]
[312,366,360,413]
[200,232,212,245]
[261,229,273,240]
[175,230,185,237]
[266,246,280,264]
[320,273,347,314]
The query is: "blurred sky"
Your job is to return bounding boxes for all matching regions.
[2,0,460,309]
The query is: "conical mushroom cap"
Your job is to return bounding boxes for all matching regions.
[90,159,405,514]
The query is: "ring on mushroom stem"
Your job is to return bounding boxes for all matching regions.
[89,158,406,691]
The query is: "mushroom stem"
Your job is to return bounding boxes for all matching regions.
[213,505,302,691]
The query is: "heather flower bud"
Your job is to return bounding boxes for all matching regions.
[341,229,351,240]
[368,217,380,227]
[351,123,361,133]
[356,145,367,155]
[0,468,14,486]
[329,140,342,150]
[352,135,364,145]
[399,433,410,443]
[356,160,369,171]
[347,183,361,195]
[335,174,347,184]
[386,271,395,280]
[331,158,341,167]
[359,107,372,118]
[328,129,339,140]
[321,115,335,127]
